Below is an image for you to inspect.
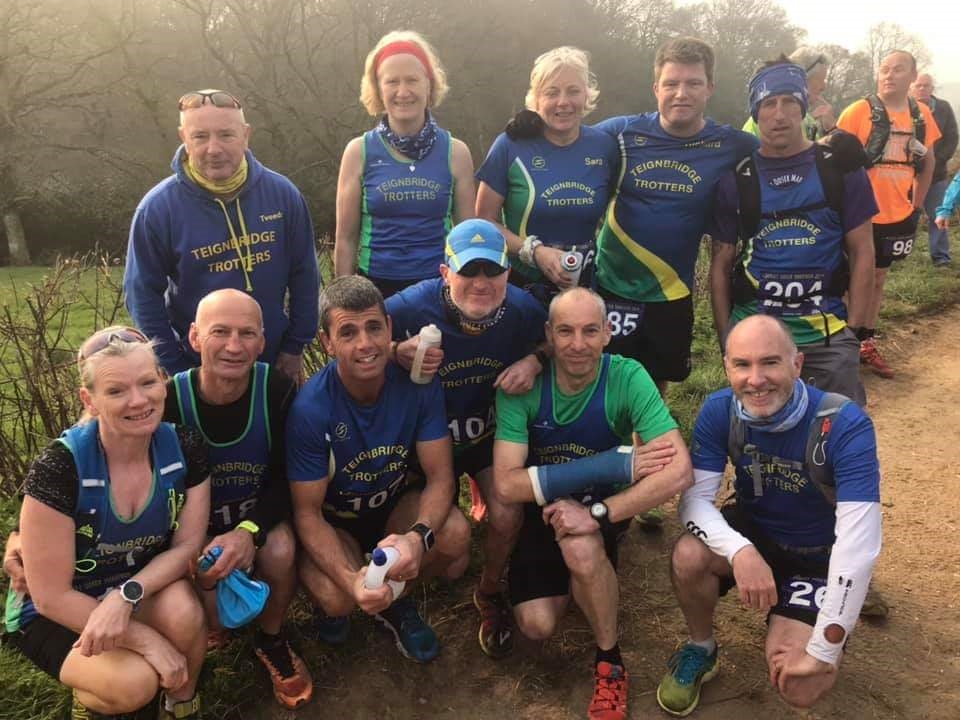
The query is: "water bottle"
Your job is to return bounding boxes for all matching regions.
[410,324,442,384]
[363,546,406,598]
[4,587,25,633]
[198,545,223,573]
[561,249,584,286]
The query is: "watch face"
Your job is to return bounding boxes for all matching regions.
[590,502,606,519]
[122,580,144,603]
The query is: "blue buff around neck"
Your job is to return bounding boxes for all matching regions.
[532,446,634,505]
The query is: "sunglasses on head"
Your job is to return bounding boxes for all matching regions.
[457,261,508,278]
[177,90,243,111]
[78,327,150,363]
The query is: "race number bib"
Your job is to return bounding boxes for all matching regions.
[779,575,828,612]
[211,496,259,532]
[605,298,645,338]
[755,269,826,317]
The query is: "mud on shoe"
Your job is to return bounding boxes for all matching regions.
[657,643,719,717]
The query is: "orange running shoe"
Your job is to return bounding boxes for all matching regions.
[588,662,629,720]
[254,639,314,709]
[860,338,894,378]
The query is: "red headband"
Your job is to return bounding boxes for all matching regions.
[374,40,434,82]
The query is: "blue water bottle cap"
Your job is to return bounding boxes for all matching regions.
[372,548,388,566]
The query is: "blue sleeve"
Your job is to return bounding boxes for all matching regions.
[384,285,420,341]
[417,379,451,442]
[710,172,740,245]
[841,168,880,232]
[936,173,960,218]
[124,197,190,374]
[691,394,731,473]
[829,404,881,503]
[279,187,320,355]
[286,387,330,482]
[475,133,511,197]
[592,115,629,138]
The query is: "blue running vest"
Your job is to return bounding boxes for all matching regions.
[359,129,454,281]
[173,362,272,534]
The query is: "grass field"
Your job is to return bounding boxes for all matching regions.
[0,230,958,719]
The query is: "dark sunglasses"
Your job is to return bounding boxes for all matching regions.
[805,55,827,73]
[78,327,150,363]
[178,90,243,111]
[457,261,508,278]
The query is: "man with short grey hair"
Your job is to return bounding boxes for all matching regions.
[910,72,958,266]
[124,89,320,380]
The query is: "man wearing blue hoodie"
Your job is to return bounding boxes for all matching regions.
[124,89,320,380]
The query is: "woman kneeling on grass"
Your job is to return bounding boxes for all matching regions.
[5,326,210,720]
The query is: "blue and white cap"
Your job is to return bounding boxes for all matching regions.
[444,219,509,272]
[747,63,809,121]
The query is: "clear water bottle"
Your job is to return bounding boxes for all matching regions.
[410,324,442,384]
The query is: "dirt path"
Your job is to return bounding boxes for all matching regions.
[242,307,960,720]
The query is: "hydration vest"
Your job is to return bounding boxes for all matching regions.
[731,133,867,310]
[61,421,187,593]
[863,94,926,173]
[727,392,850,506]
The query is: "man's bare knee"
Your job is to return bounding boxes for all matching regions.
[558,533,605,578]
[671,533,717,580]
[257,522,297,576]
[514,606,559,641]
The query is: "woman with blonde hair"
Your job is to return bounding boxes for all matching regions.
[476,46,618,303]
[335,30,476,298]
[5,327,210,720]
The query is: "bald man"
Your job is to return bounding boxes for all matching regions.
[837,51,942,377]
[656,315,881,716]
[164,289,312,709]
[911,72,959,266]
[494,287,693,720]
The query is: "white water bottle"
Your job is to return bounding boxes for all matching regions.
[363,546,406,599]
[410,323,442,384]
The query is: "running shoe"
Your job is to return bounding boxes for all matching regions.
[375,595,440,662]
[635,505,666,530]
[313,609,351,645]
[473,589,513,659]
[157,694,201,720]
[587,661,629,720]
[656,643,719,717]
[254,638,314,709]
[68,690,140,720]
[860,338,894,379]
[860,585,890,619]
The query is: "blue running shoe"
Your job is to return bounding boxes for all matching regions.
[656,642,719,717]
[313,610,351,645]
[375,596,440,662]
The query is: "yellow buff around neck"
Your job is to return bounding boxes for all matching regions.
[183,153,249,195]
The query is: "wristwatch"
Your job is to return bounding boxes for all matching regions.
[409,523,436,553]
[519,235,543,268]
[118,579,144,612]
[590,501,613,531]
[236,519,266,549]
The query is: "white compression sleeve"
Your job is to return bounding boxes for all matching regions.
[806,500,882,666]
[678,469,753,563]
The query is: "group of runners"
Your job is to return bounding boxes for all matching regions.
[6,25,935,720]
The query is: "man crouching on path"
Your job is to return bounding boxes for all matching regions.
[287,276,470,663]
[493,286,693,720]
[656,314,881,716]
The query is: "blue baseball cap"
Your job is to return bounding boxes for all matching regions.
[444,219,509,272]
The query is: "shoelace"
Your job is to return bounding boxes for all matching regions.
[258,639,296,678]
[670,646,709,685]
[592,668,627,709]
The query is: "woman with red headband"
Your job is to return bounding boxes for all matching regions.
[334,30,476,298]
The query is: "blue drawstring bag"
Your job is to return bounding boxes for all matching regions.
[199,546,271,629]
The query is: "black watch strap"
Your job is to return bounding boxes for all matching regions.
[410,522,436,553]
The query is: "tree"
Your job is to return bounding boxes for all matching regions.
[864,21,931,77]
